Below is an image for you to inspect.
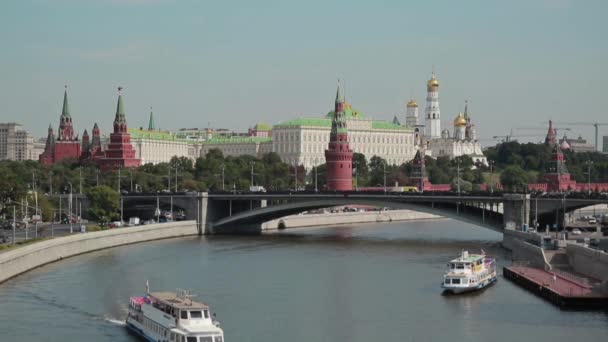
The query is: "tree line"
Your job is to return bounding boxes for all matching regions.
[2,141,608,221]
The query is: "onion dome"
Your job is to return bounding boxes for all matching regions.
[454,112,467,126]
[560,135,570,150]
[427,76,439,88]
[407,99,418,108]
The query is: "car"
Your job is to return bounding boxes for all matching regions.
[588,218,597,225]
[109,221,124,228]
[571,228,582,235]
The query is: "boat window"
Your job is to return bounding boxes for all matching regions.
[187,337,197,342]
[452,278,461,284]
[200,337,213,342]
[456,264,464,270]
[170,333,175,341]
[444,278,451,284]
[190,311,202,319]
[204,310,209,319]
[214,336,223,342]
[181,310,188,319]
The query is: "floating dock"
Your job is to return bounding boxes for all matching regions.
[503,266,608,309]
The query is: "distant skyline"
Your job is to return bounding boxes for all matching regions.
[1,0,607,145]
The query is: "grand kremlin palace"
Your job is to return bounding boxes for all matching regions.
[270,103,416,169]
[127,102,417,168]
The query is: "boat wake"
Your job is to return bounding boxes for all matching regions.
[104,317,126,326]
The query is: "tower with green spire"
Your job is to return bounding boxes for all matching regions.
[100,87,140,170]
[325,80,353,191]
[58,85,76,141]
[148,107,156,131]
[40,86,81,165]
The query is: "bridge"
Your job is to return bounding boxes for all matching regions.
[118,192,607,235]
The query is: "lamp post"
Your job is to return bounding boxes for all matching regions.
[49,171,53,195]
[489,160,495,194]
[383,162,387,193]
[220,164,225,191]
[585,160,593,197]
[66,182,73,233]
[456,158,462,196]
[250,161,255,187]
[354,161,359,191]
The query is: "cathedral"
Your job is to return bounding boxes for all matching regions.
[407,72,487,166]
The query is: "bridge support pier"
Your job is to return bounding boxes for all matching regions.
[502,194,530,230]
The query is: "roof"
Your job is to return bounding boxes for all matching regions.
[204,136,272,144]
[128,128,198,144]
[274,117,332,128]
[372,121,410,130]
[275,117,411,131]
[450,253,484,263]
[325,103,365,119]
[254,123,272,131]
[149,292,209,310]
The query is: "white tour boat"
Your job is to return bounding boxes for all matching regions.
[127,284,224,342]
[442,250,497,294]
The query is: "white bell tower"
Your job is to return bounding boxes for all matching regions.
[424,70,441,139]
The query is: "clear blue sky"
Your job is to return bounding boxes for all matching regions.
[1,0,607,145]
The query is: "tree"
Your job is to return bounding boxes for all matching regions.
[352,153,370,187]
[369,156,387,187]
[86,186,119,223]
[500,165,529,192]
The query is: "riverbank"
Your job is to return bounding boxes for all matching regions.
[0,221,198,284]
[262,209,441,230]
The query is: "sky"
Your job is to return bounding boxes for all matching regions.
[1,0,607,146]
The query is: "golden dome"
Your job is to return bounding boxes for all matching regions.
[427,77,439,88]
[454,112,467,126]
[406,99,418,108]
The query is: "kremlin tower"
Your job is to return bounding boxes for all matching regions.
[545,120,557,146]
[453,112,466,140]
[39,86,81,165]
[324,82,353,191]
[98,87,140,171]
[90,123,104,160]
[424,70,441,139]
[405,98,419,128]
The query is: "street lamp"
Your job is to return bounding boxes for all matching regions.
[220,164,226,191]
[353,161,359,191]
[249,161,255,188]
[383,162,387,192]
[456,158,462,196]
[585,160,593,197]
[66,182,73,233]
[488,160,495,194]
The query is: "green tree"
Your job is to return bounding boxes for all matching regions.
[352,153,370,187]
[500,165,529,192]
[86,186,119,223]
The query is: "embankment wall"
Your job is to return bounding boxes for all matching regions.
[262,210,441,230]
[502,229,550,269]
[566,243,608,282]
[0,221,198,284]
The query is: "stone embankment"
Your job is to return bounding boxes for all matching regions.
[0,221,198,284]
[502,229,551,269]
[262,209,441,230]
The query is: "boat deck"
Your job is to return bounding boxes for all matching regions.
[503,266,608,309]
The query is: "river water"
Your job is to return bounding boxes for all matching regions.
[0,220,606,341]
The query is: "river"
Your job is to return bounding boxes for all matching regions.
[0,220,606,341]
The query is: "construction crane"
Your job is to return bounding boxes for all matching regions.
[491,134,542,143]
[553,122,608,151]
